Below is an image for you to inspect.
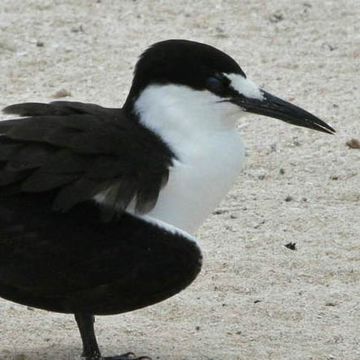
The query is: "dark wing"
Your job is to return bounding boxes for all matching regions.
[0,101,175,216]
[0,194,202,315]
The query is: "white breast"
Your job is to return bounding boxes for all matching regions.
[132,84,245,233]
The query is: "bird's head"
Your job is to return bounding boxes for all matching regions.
[124,39,335,135]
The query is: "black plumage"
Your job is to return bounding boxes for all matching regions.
[0,194,201,315]
[0,101,175,215]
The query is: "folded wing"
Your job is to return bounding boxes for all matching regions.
[1,101,175,216]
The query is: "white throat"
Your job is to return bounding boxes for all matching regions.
[133,84,245,233]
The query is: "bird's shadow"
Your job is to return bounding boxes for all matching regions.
[3,344,157,360]
[2,345,81,360]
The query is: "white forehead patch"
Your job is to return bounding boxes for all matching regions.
[225,73,264,100]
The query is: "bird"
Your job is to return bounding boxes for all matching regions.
[0,39,335,360]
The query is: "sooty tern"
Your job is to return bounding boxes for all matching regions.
[0,39,334,359]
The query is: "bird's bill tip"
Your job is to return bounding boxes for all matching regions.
[231,90,335,135]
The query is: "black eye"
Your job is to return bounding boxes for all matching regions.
[206,74,230,95]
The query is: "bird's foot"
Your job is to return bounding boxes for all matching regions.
[102,352,151,360]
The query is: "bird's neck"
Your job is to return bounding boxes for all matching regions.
[131,84,240,154]
[126,84,245,233]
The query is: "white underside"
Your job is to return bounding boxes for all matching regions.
[130,84,245,234]
[142,135,244,234]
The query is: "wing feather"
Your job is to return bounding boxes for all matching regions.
[0,101,175,217]
[5,144,54,171]
[53,178,111,211]
[21,172,79,192]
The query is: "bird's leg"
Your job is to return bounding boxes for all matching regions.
[74,313,151,360]
[75,313,101,359]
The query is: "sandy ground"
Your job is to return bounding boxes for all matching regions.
[0,0,359,359]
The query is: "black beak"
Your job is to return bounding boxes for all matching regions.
[231,90,335,135]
